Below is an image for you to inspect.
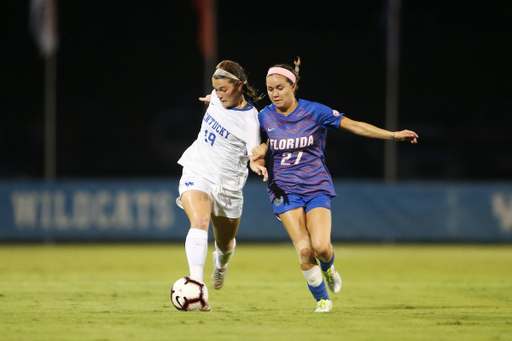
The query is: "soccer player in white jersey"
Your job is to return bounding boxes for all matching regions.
[252,58,418,312]
[176,60,267,311]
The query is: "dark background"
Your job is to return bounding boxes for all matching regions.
[2,1,511,180]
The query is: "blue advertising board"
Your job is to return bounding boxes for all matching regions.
[1,180,511,242]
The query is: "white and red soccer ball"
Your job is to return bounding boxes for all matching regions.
[170,276,209,311]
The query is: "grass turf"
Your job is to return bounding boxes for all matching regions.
[0,243,511,341]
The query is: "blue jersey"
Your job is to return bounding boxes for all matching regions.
[258,99,344,202]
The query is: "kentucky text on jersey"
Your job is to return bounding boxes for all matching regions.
[204,112,231,139]
[269,135,314,150]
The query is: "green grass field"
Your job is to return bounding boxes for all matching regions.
[1,243,511,341]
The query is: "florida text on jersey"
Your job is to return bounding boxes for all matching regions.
[258,99,343,201]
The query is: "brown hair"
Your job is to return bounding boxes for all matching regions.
[269,57,301,94]
[213,60,264,103]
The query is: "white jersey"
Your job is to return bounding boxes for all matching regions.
[178,90,261,191]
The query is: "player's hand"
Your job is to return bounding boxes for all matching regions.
[392,130,418,144]
[252,164,268,182]
[251,145,267,161]
[199,94,211,105]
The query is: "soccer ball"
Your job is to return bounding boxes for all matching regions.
[170,276,209,311]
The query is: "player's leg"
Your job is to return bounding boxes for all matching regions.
[181,190,212,283]
[306,206,333,262]
[209,186,243,289]
[210,214,240,289]
[306,201,342,294]
[279,207,331,312]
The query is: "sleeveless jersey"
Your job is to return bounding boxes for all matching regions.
[258,99,343,201]
[178,90,261,191]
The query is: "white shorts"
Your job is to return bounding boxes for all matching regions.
[176,167,244,219]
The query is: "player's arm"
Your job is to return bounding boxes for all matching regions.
[339,116,418,143]
[251,141,268,161]
[250,142,269,181]
[199,94,212,105]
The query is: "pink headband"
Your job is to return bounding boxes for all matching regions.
[266,67,296,83]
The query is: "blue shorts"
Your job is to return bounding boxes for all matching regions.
[272,193,332,215]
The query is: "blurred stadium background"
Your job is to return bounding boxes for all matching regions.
[1,0,511,243]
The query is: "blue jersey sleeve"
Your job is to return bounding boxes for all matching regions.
[310,102,344,130]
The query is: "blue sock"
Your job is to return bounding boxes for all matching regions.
[319,253,335,272]
[308,282,330,301]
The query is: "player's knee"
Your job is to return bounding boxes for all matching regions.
[299,247,316,266]
[312,240,331,259]
[189,215,210,231]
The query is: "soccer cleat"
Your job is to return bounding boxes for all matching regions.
[211,251,227,290]
[200,302,211,312]
[315,299,332,312]
[322,265,342,294]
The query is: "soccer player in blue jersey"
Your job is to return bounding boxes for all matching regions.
[252,58,418,312]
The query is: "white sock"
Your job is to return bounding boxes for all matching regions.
[185,228,208,282]
[215,239,236,269]
[302,265,323,287]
